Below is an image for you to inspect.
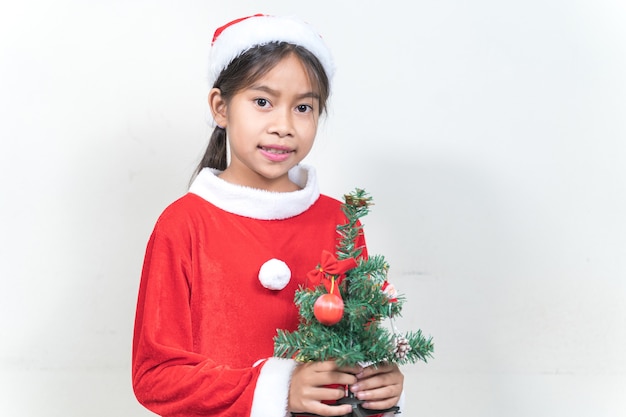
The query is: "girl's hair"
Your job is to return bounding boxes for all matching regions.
[192,42,330,179]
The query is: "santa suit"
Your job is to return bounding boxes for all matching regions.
[133,165,398,417]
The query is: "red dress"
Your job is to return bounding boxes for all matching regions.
[133,165,379,417]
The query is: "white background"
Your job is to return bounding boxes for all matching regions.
[1,0,625,416]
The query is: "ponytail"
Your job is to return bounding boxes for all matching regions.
[192,126,227,180]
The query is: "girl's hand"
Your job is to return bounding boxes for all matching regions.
[288,361,361,416]
[350,363,404,410]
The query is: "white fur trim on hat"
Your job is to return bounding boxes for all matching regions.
[258,258,291,290]
[208,14,334,88]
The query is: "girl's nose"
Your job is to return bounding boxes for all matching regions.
[269,108,295,137]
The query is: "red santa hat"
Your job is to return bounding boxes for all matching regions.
[208,14,335,88]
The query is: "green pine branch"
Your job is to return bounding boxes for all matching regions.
[273,189,434,367]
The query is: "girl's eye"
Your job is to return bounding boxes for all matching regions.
[296,104,312,113]
[255,98,269,107]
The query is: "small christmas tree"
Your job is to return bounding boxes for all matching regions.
[273,189,434,416]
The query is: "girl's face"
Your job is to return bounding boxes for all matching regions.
[210,53,320,192]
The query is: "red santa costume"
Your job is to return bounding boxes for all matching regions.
[133,165,371,416]
[132,14,400,417]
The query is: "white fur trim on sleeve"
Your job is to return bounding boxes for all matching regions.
[250,357,297,417]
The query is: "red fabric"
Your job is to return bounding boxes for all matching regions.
[132,192,367,416]
[212,13,265,44]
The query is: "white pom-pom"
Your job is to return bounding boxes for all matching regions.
[258,258,291,290]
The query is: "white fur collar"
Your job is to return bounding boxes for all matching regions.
[188,165,320,220]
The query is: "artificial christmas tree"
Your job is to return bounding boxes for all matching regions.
[274,189,434,416]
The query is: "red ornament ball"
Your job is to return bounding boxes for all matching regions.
[313,293,344,325]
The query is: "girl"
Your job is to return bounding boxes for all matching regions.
[132,14,404,417]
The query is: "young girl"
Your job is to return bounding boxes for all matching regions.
[132,14,404,417]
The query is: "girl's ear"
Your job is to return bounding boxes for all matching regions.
[208,88,227,127]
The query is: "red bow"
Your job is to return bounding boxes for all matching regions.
[307,250,357,294]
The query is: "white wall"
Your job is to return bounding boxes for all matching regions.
[1,0,624,416]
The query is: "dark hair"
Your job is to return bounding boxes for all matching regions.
[192,42,330,179]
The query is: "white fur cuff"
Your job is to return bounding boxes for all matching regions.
[250,357,297,417]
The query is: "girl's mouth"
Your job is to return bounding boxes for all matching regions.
[259,146,290,154]
[259,146,293,162]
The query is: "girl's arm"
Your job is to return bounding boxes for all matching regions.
[132,224,293,417]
